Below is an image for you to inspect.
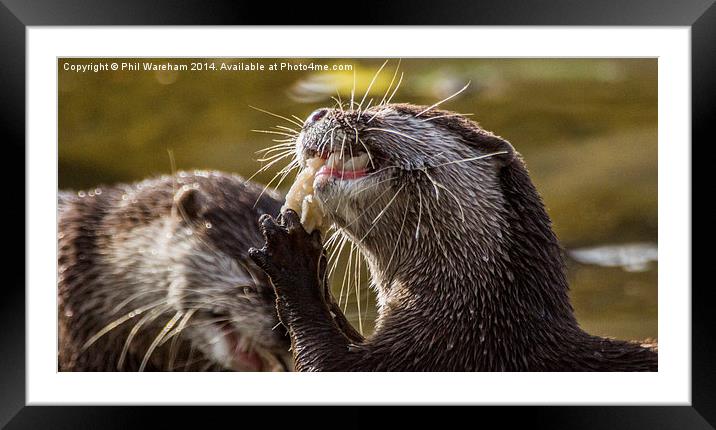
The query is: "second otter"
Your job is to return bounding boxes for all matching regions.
[250,103,658,372]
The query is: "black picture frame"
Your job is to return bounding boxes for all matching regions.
[2,0,710,428]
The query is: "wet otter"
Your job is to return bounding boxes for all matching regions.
[249,103,658,371]
[58,171,292,371]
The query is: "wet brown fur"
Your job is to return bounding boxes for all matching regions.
[250,103,658,372]
[58,171,289,371]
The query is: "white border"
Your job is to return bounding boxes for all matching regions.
[27,27,690,405]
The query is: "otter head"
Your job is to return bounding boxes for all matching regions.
[165,181,291,371]
[294,104,524,307]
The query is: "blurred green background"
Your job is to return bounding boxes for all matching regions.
[59,58,657,341]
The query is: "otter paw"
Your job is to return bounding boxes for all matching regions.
[249,210,327,293]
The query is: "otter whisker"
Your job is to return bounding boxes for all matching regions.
[274,125,300,135]
[365,164,401,178]
[353,241,363,334]
[357,137,375,169]
[334,90,345,113]
[250,129,297,138]
[166,309,197,371]
[359,183,405,243]
[139,311,183,372]
[426,151,509,169]
[323,226,343,250]
[339,241,356,310]
[117,304,170,370]
[334,133,350,210]
[273,159,300,190]
[420,168,441,200]
[350,68,357,110]
[385,72,404,106]
[340,181,396,233]
[160,309,198,346]
[255,148,295,160]
[255,142,295,155]
[378,59,402,108]
[244,150,296,185]
[251,159,298,207]
[327,233,350,281]
[81,298,167,351]
[422,170,466,223]
[329,126,337,154]
[256,150,296,163]
[249,105,304,128]
[420,113,475,122]
[328,235,351,281]
[371,183,404,226]
[414,81,471,118]
[362,127,438,162]
[357,59,389,119]
[108,288,167,316]
[350,176,395,197]
[317,125,340,156]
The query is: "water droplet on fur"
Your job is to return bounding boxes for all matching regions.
[205,222,212,229]
[77,191,86,197]
[94,188,102,195]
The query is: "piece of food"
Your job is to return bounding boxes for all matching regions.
[282,157,326,233]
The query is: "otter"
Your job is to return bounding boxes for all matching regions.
[58,171,294,371]
[249,103,658,371]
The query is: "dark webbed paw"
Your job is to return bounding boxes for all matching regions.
[249,210,327,299]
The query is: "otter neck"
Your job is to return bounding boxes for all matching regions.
[358,162,580,339]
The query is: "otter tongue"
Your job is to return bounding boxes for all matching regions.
[282,157,326,233]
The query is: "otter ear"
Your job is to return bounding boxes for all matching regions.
[469,132,516,168]
[173,186,206,222]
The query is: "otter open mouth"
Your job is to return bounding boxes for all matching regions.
[314,151,371,181]
[204,322,290,372]
[282,150,373,233]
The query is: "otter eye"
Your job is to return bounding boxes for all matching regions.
[305,108,328,126]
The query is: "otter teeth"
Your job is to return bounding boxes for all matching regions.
[326,152,370,171]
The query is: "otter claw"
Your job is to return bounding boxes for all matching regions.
[251,211,328,295]
[258,214,286,243]
[281,209,301,227]
[248,246,269,270]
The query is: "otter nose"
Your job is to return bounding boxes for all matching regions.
[305,108,328,126]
